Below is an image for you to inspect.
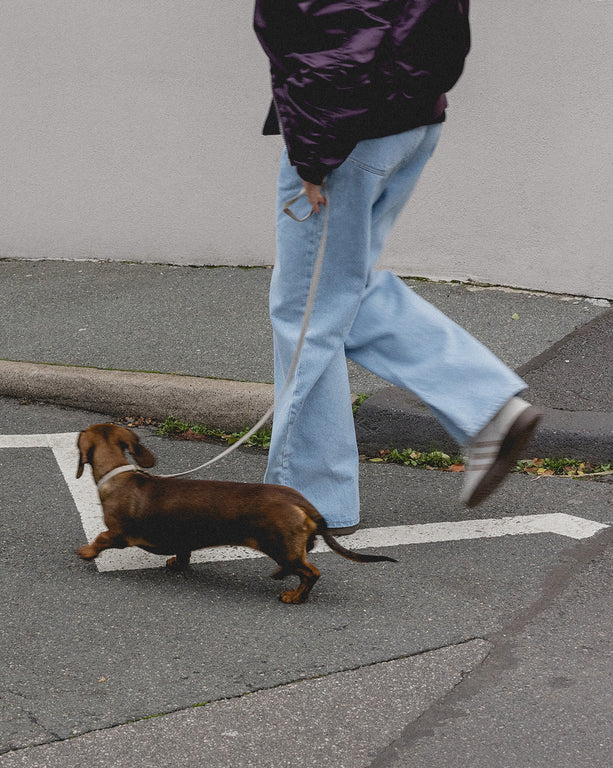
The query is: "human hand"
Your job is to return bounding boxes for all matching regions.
[303,181,327,214]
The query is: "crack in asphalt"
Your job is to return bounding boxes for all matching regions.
[367,525,613,767]
[0,639,490,758]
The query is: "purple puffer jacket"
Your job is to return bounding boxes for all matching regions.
[254,1,470,184]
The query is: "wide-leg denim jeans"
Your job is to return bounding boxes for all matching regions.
[265,124,526,527]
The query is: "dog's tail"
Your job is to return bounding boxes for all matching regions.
[321,529,398,564]
[302,503,397,564]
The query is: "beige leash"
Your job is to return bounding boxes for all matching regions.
[160,187,329,479]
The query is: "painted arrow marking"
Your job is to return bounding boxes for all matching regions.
[1,432,609,573]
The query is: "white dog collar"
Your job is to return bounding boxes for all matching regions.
[97,464,137,490]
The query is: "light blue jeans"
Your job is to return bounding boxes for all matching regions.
[264,124,526,527]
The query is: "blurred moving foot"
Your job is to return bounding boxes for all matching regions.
[462,397,543,508]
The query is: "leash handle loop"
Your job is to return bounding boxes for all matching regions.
[282,189,316,222]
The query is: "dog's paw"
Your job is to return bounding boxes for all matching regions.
[280,589,309,604]
[166,556,191,573]
[77,545,97,561]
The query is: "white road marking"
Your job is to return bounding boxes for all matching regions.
[1,432,609,573]
[0,431,105,543]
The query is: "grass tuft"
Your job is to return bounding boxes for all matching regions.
[156,417,271,449]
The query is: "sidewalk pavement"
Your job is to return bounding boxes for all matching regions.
[1,259,613,768]
[1,258,612,462]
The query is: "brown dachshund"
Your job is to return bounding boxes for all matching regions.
[76,423,396,603]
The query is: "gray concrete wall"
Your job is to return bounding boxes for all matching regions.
[1,1,611,298]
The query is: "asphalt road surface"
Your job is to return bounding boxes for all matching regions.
[1,397,612,767]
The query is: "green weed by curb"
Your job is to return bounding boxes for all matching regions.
[514,457,612,478]
[156,416,271,449]
[352,393,371,415]
[155,397,375,449]
[369,448,465,471]
[155,418,611,478]
[369,448,612,478]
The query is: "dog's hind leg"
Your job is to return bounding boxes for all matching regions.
[260,505,321,602]
[166,551,191,572]
[265,544,321,602]
[271,565,291,580]
[78,530,127,560]
[278,558,321,604]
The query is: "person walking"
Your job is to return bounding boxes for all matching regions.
[254,1,542,533]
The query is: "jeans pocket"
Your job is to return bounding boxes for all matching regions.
[348,156,387,176]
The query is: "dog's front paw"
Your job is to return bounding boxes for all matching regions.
[280,588,308,605]
[77,545,97,561]
[166,556,191,573]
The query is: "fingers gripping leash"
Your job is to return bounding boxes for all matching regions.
[160,186,329,479]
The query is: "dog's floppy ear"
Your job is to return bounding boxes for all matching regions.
[76,430,92,478]
[118,427,156,468]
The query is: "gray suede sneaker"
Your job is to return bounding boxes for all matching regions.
[461,397,543,508]
[326,524,360,536]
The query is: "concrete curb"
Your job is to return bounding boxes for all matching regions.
[355,386,613,463]
[2,361,612,462]
[0,360,274,432]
